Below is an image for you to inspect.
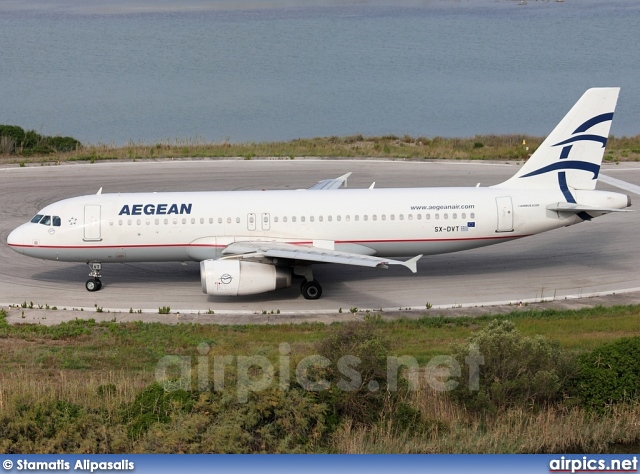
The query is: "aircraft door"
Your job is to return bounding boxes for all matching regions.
[262,213,270,231]
[247,213,256,231]
[84,205,102,241]
[495,196,514,232]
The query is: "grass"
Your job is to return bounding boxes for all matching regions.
[1,305,640,453]
[2,133,640,165]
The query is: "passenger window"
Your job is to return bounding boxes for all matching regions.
[462,213,466,219]
[53,216,61,227]
[444,213,448,219]
[381,215,386,221]
[408,214,412,220]
[301,216,305,223]
[435,214,439,220]
[453,213,457,219]
[274,216,279,223]
[146,219,150,225]
[236,217,240,224]
[417,214,421,220]
[470,212,475,219]
[283,216,288,223]
[128,219,132,226]
[355,215,359,221]
[292,216,297,223]
[364,215,368,221]
[218,218,223,224]
[155,219,159,225]
[328,216,332,222]
[164,218,168,225]
[346,215,350,221]
[137,219,141,225]
[310,216,314,222]
[118,220,123,226]
[390,215,395,221]
[31,214,44,223]
[319,216,323,222]
[40,215,51,226]
[426,214,430,220]
[337,216,341,222]
[373,215,377,221]
[399,214,404,220]
[200,218,204,224]
[227,217,231,224]
[209,218,213,224]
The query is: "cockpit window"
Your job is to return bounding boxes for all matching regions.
[31,214,61,226]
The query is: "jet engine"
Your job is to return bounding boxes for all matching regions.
[200,259,291,296]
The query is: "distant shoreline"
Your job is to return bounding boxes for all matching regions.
[2,133,640,166]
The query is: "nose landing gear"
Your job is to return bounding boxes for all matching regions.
[86,262,103,292]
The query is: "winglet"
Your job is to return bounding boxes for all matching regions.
[402,254,422,274]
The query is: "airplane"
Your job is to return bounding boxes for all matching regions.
[6,88,631,300]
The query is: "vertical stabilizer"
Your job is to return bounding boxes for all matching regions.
[495,88,619,192]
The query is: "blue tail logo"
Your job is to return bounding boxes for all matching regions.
[519,112,614,192]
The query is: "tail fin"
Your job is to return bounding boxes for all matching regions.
[495,88,619,191]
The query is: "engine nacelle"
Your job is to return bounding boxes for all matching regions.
[200,259,291,296]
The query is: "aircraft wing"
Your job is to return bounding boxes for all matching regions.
[307,172,352,190]
[221,241,421,273]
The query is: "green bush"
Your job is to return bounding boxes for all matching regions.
[129,385,327,453]
[0,125,27,143]
[45,135,81,152]
[449,320,576,413]
[312,321,401,428]
[0,398,111,454]
[571,337,640,411]
[0,124,81,155]
[122,382,194,439]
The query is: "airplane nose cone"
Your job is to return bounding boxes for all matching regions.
[7,226,25,254]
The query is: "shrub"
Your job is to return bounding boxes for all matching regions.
[312,321,398,428]
[571,337,640,411]
[123,383,194,439]
[449,320,576,413]
[130,385,327,453]
[45,135,81,152]
[0,124,81,155]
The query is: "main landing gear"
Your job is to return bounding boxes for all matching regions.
[294,265,322,300]
[301,280,322,300]
[85,262,103,292]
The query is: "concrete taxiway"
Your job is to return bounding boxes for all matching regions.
[1,159,639,321]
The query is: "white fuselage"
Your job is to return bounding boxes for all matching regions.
[9,186,624,264]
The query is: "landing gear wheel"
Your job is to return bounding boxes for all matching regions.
[86,262,103,292]
[301,280,322,300]
[85,278,101,292]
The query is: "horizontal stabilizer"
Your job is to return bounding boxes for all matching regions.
[546,202,633,213]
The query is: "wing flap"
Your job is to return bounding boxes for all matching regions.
[222,241,421,273]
